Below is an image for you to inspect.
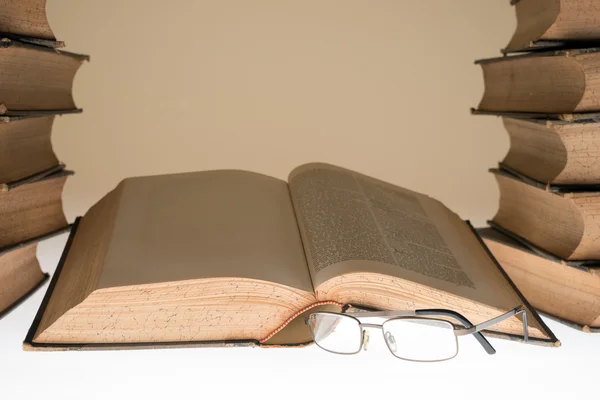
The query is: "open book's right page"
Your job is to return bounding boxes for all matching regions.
[288,163,547,338]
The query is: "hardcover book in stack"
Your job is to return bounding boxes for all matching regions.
[0,0,87,317]
[474,0,600,332]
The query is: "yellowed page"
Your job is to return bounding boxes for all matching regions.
[97,170,313,293]
[288,163,523,311]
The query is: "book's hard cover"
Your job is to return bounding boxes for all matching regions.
[475,47,600,66]
[471,108,600,123]
[490,165,600,196]
[0,32,64,49]
[1,164,72,192]
[502,40,600,55]
[0,109,83,124]
[478,226,600,333]
[0,224,72,320]
[23,218,559,351]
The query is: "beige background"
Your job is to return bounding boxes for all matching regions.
[3,2,600,400]
[46,0,510,224]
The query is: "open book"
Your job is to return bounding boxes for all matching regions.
[25,163,556,349]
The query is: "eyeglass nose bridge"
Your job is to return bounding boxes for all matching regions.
[359,322,384,330]
[358,323,382,351]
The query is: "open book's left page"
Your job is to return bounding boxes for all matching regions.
[30,170,316,346]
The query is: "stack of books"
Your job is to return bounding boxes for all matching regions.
[0,0,87,317]
[474,0,600,332]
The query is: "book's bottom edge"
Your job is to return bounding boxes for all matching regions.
[23,331,556,352]
[22,339,286,352]
[23,340,316,352]
[0,273,49,320]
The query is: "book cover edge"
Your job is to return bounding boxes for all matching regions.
[0,109,83,121]
[471,108,600,123]
[0,37,88,60]
[482,223,600,271]
[24,218,81,347]
[1,164,70,192]
[467,221,560,345]
[0,32,63,49]
[475,47,600,65]
[489,165,600,196]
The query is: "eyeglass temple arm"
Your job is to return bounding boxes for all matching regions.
[345,310,417,318]
[452,306,528,342]
[415,309,496,355]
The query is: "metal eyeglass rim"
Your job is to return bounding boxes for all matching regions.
[305,306,528,356]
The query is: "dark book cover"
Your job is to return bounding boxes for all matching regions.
[1,164,72,192]
[0,33,63,49]
[471,108,600,123]
[491,164,600,195]
[489,163,600,197]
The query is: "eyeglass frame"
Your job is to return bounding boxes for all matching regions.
[305,306,528,361]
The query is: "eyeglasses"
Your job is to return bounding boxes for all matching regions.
[305,306,528,362]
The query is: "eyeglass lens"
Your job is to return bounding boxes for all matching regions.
[382,318,458,361]
[306,313,362,354]
[308,313,459,361]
